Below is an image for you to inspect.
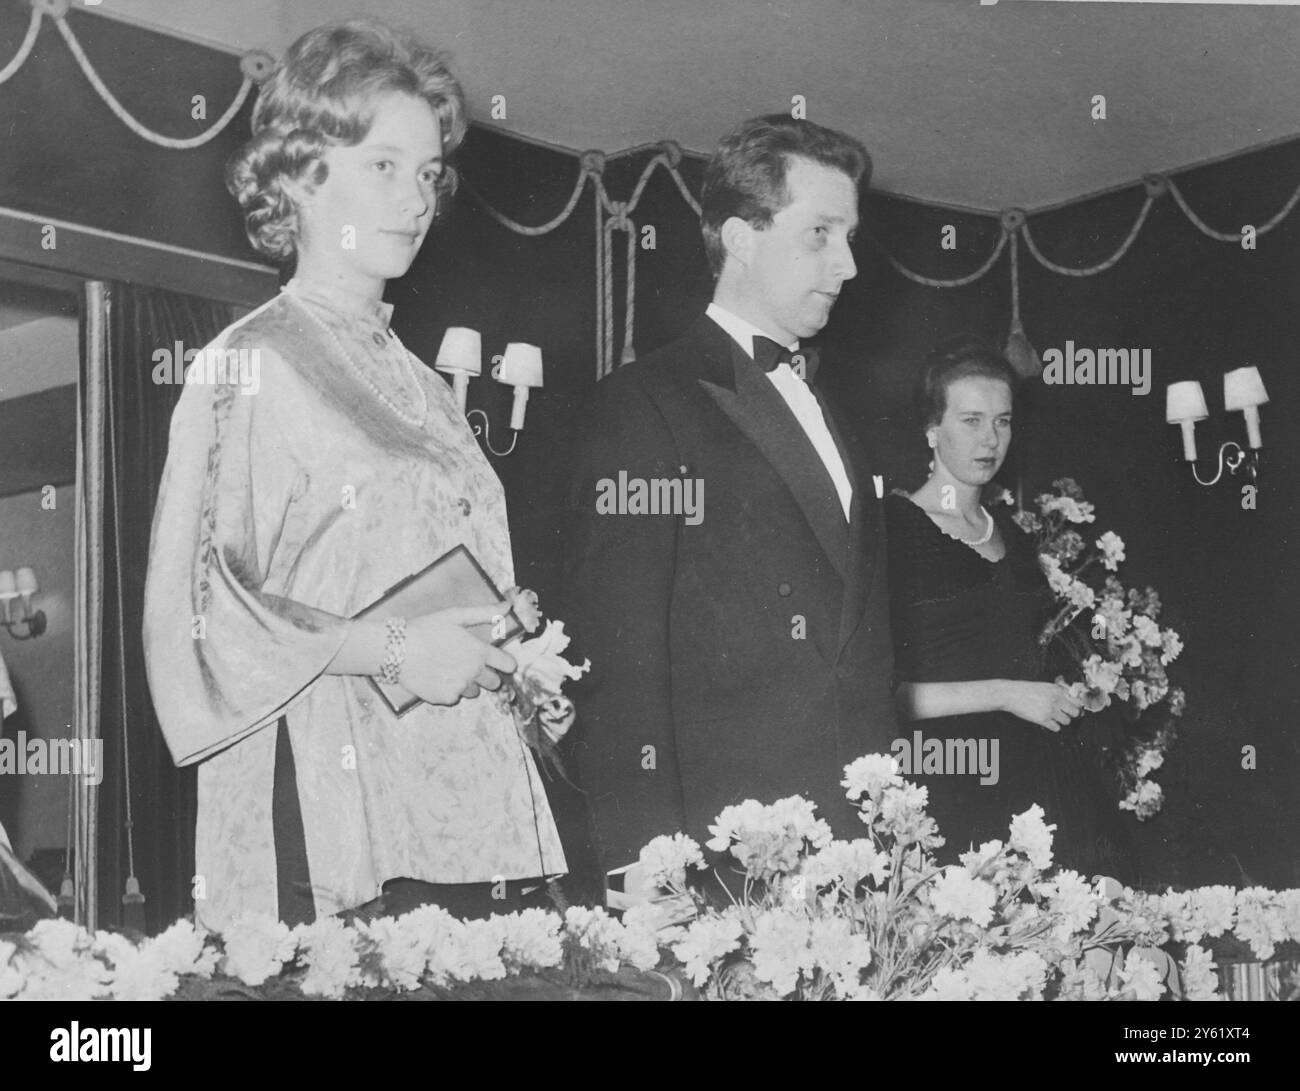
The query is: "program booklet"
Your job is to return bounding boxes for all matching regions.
[353,544,522,716]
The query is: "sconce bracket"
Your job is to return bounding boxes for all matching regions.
[2,608,46,641]
[1191,441,1258,488]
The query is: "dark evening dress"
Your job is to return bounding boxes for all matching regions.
[884,492,1135,879]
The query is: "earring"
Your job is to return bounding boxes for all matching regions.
[927,433,936,449]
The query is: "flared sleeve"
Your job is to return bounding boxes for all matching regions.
[143,328,351,766]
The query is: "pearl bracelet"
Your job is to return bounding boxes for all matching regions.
[380,616,407,686]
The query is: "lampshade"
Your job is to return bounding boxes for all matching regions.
[1165,381,1209,424]
[0,571,14,601]
[434,327,482,377]
[14,567,37,597]
[493,343,544,388]
[1223,366,1268,412]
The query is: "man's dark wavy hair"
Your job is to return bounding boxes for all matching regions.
[700,114,871,278]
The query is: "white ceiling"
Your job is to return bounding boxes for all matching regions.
[65,0,1300,209]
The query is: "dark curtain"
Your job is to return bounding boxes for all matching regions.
[89,283,232,933]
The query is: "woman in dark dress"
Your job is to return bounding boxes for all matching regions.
[886,336,1134,879]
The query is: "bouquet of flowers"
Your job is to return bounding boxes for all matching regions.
[497,588,590,778]
[1003,479,1185,818]
[631,756,1299,1000]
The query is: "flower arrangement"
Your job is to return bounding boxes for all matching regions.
[0,903,662,1002]
[4,758,1298,1001]
[1002,479,1185,817]
[498,588,590,776]
[637,755,1300,1001]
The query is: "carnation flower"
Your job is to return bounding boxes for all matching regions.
[220,914,295,986]
[1095,598,1131,641]
[1040,555,1071,596]
[748,910,815,997]
[671,914,745,986]
[1012,510,1042,535]
[353,914,428,991]
[1054,530,1086,563]
[1234,887,1288,961]
[451,918,509,982]
[1044,869,1100,939]
[1082,654,1122,695]
[1096,531,1126,571]
[12,920,110,1000]
[615,907,664,971]
[1160,630,1183,666]
[637,833,705,891]
[877,782,943,848]
[958,839,1006,875]
[1280,890,1300,945]
[1119,951,1166,1000]
[1180,944,1219,1001]
[1009,804,1055,871]
[1132,614,1162,649]
[1186,885,1236,941]
[925,948,1048,1001]
[150,919,218,979]
[96,933,179,1002]
[840,753,902,801]
[498,907,565,971]
[1118,635,1144,670]
[706,796,832,878]
[1119,779,1163,819]
[563,906,625,974]
[295,916,362,998]
[929,868,997,927]
[1133,747,1164,779]
[808,917,873,998]
[1065,576,1097,611]
[1041,495,1096,524]
[801,839,889,890]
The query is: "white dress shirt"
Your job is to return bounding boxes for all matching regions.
[706,302,853,520]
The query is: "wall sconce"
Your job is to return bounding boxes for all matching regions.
[0,567,47,639]
[435,329,544,457]
[1165,366,1268,487]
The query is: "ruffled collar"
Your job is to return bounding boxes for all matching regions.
[283,277,394,329]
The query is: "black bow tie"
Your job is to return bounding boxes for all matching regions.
[752,335,820,382]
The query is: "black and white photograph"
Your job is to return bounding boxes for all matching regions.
[0,0,1297,1039]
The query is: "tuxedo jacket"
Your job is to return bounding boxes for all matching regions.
[561,315,899,868]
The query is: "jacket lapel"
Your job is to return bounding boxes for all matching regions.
[816,388,878,655]
[690,319,850,583]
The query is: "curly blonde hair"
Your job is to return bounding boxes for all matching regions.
[226,18,467,265]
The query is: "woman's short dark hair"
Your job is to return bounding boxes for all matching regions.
[226,18,466,265]
[700,114,871,278]
[915,335,1020,433]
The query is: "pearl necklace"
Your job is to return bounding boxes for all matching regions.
[962,506,996,546]
[934,505,995,547]
[290,293,428,429]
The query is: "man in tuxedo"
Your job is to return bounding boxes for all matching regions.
[561,114,898,898]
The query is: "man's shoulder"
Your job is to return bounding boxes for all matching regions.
[598,315,727,397]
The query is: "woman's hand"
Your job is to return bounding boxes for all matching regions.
[400,604,518,706]
[999,680,1082,732]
